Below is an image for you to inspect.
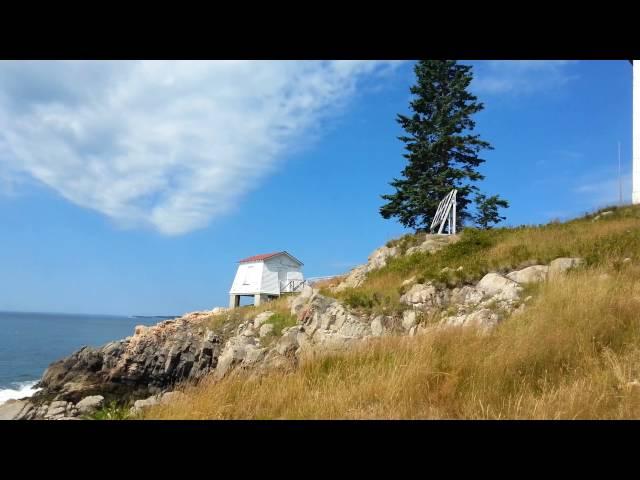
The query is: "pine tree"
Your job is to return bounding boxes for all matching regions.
[474,193,509,229]
[380,60,507,231]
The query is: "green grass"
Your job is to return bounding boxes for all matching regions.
[203,296,292,334]
[89,401,131,420]
[264,312,298,337]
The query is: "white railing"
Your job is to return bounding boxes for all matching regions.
[280,279,307,293]
[430,189,457,235]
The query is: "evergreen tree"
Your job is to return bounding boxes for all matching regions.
[380,60,507,231]
[474,193,509,229]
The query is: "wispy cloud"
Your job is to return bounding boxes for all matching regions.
[0,60,402,235]
[573,173,630,207]
[471,60,577,96]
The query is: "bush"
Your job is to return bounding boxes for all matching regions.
[264,312,298,337]
[90,401,131,420]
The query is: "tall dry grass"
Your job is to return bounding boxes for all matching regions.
[143,263,640,419]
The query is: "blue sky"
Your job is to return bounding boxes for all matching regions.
[0,60,633,315]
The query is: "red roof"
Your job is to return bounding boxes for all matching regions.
[237,252,285,264]
[237,251,303,265]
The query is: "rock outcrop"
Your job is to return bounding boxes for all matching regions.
[34,315,223,404]
[333,234,459,292]
[548,257,584,276]
[7,246,585,420]
[506,265,549,284]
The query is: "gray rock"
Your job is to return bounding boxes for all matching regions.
[259,323,274,338]
[593,211,613,221]
[0,400,33,420]
[36,317,222,402]
[275,328,300,356]
[548,257,584,276]
[401,276,416,287]
[506,265,549,284]
[215,336,266,379]
[464,309,500,330]
[443,308,499,330]
[131,395,160,414]
[400,283,446,309]
[253,311,274,329]
[368,245,399,270]
[402,310,418,330]
[334,243,404,292]
[241,327,256,337]
[450,285,484,306]
[333,265,368,292]
[76,395,104,414]
[45,402,68,418]
[477,273,522,301]
[370,316,385,336]
[405,234,460,256]
[160,391,186,405]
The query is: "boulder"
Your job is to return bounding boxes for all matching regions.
[131,395,160,414]
[405,234,460,256]
[370,316,385,337]
[548,257,584,276]
[477,273,522,301]
[253,311,274,329]
[368,245,399,270]
[259,323,274,338]
[443,308,499,330]
[333,265,368,292]
[45,401,69,419]
[275,328,300,356]
[464,309,500,330]
[506,265,549,284]
[449,285,484,306]
[160,391,186,405]
[0,400,34,420]
[593,211,613,221]
[402,310,418,330]
[241,327,256,337]
[401,276,416,287]
[76,395,104,415]
[215,336,266,379]
[400,283,446,309]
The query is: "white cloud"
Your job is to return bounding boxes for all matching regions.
[0,60,401,234]
[471,60,577,96]
[574,173,631,207]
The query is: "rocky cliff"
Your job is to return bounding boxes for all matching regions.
[0,233,585,420]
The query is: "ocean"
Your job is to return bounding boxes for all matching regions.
[0,311,169,405]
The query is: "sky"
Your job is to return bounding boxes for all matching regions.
[0,60,633,316]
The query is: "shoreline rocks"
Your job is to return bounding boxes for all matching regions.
[5,253,585,420]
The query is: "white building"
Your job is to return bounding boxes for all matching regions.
[229,251,304,308]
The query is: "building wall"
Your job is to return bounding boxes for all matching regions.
[229,261,264,295]
[229,254,304,295]
[263,255,303,295]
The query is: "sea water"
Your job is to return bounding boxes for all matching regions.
[0,311,169,405]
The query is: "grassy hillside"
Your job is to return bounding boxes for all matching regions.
[325,205,640,315]
[143,205,640,419]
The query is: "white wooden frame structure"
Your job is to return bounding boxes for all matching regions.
[430,189,457,235]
